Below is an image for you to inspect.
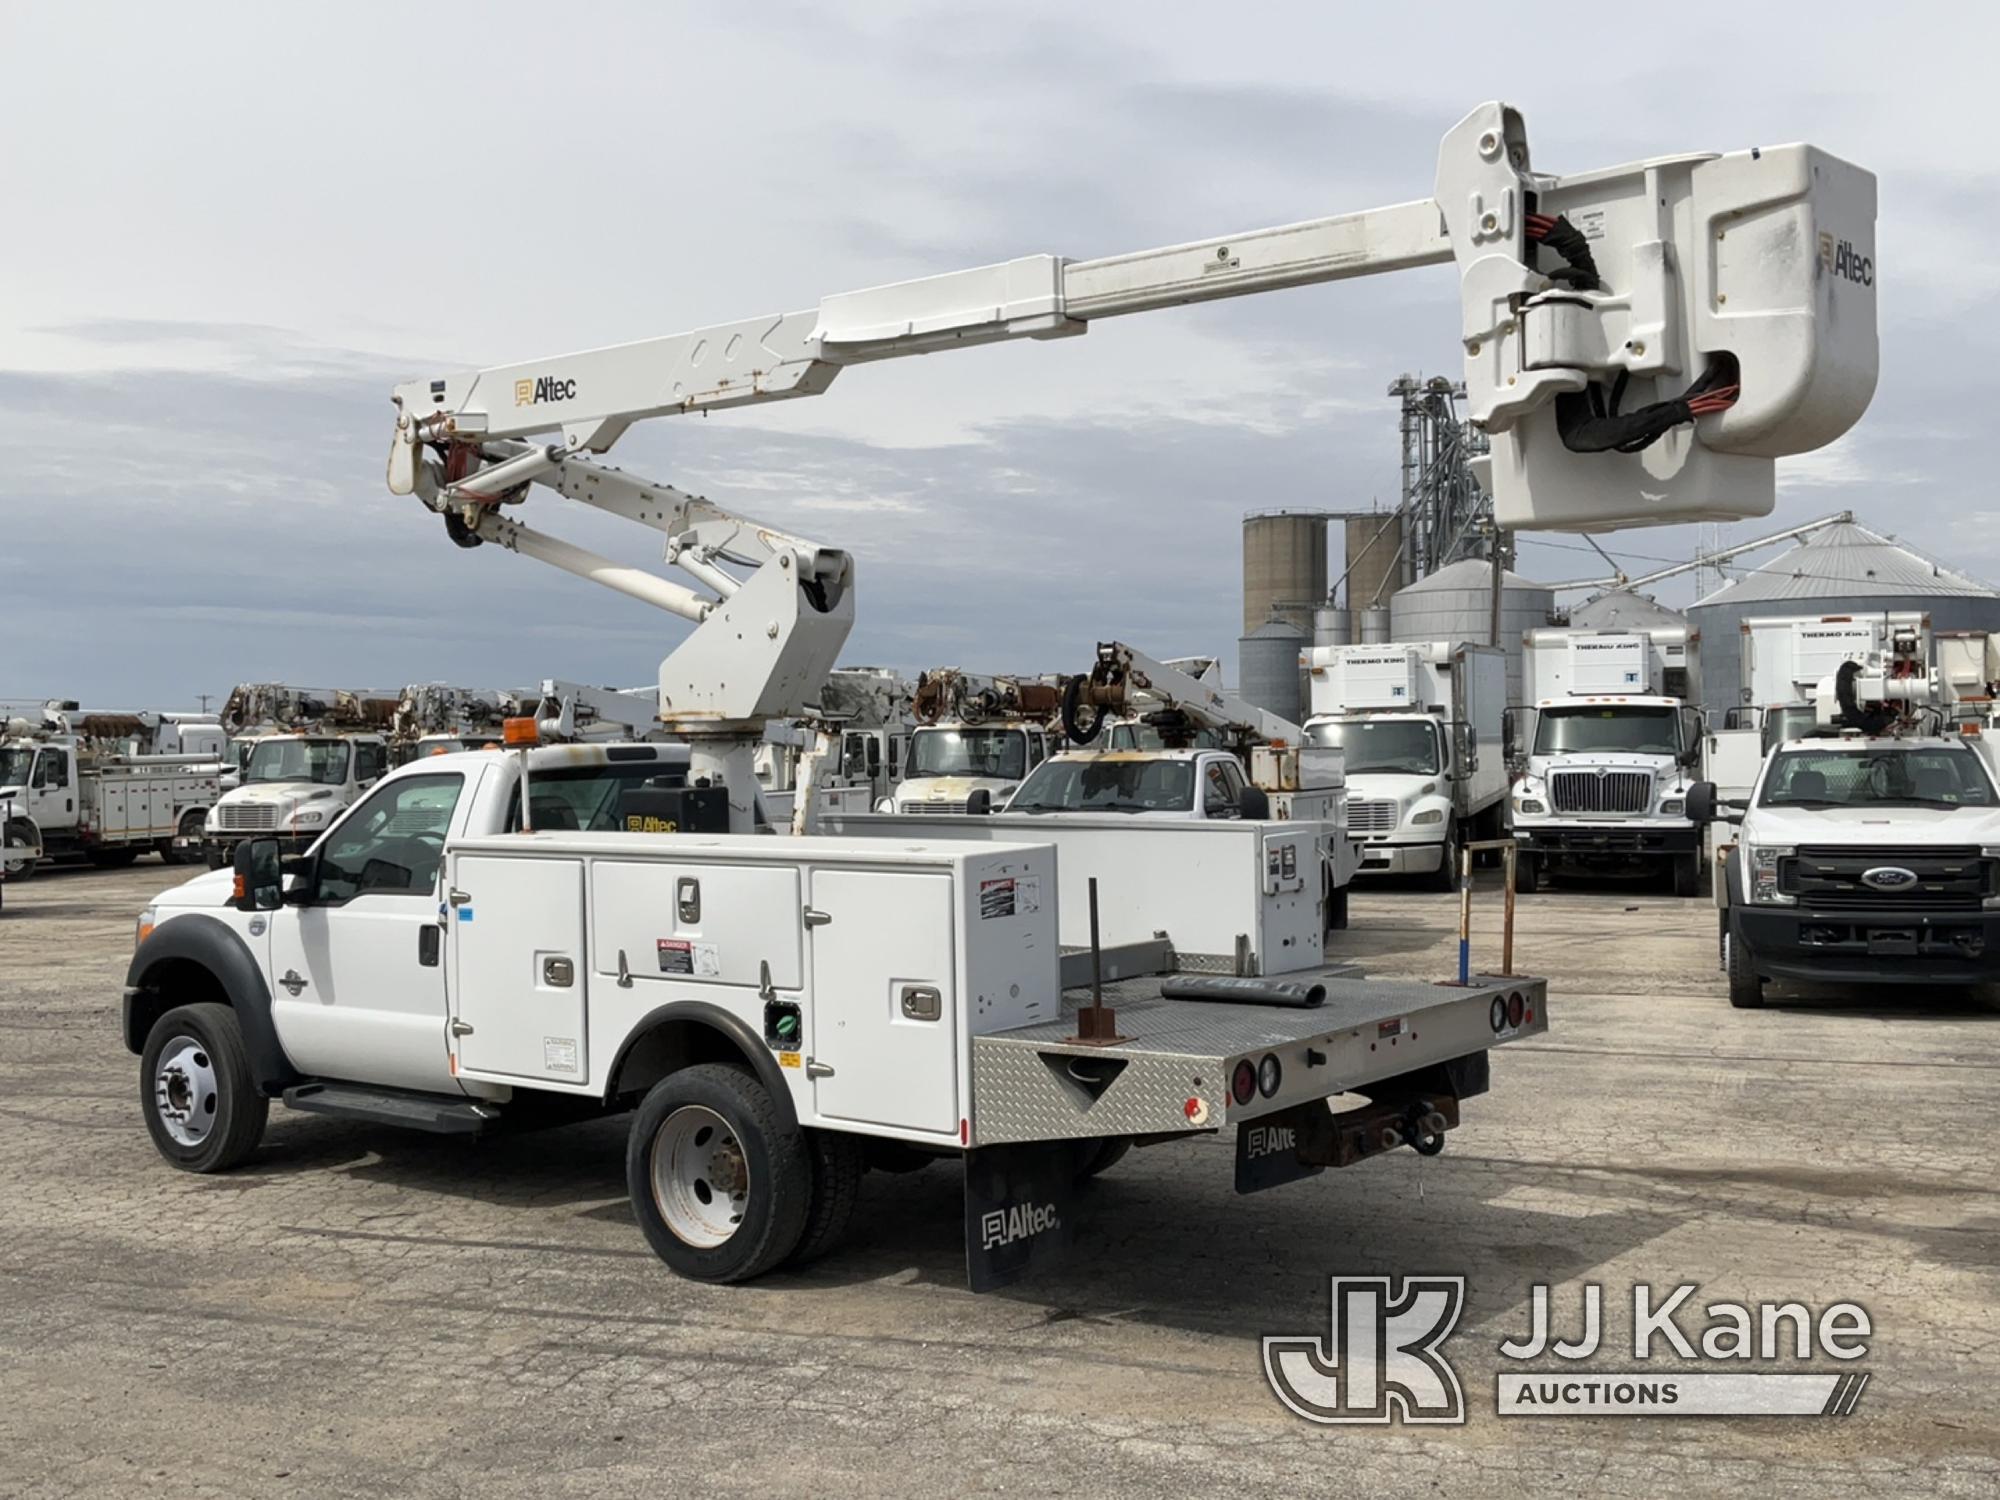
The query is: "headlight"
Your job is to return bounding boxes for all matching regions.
[1659,798,1685,816]
[1410,808,1445,826]
[290,808,326,828]
[135,906,157,950]
[1747,844,1795,905]
[1983,846,2000,909]
[1515,798,1546,816]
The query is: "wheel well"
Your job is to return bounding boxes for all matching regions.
[607,1018,759,1108]
[126,957,229,1053]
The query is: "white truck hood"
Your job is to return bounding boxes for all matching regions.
[1742,803,2000,846]
[216,783,317,812]
[157,866,239,909]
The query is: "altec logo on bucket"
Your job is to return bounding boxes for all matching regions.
[1264,1279,1874,1424]
[1818,231,1875,286]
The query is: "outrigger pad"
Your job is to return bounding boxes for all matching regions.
[962,1140,1079,1293]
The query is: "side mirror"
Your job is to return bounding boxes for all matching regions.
[965,788,993,816]
[1685,781,1718,826]
[1501,709,1517,761]
[866,739,883,774]
[232,838,284,911]
[1238,785,1271,820]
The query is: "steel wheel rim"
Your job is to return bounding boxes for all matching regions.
[154,1035,219,1147]
[649,1105,749,1248]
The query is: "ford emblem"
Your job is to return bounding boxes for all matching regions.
[1861,866,1918,890]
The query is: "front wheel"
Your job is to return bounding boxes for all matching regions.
[1725,930,1765,1009]
[1428,828,1460,893]
[140,1003,268,1172]
[4,821,38,881]
[1671,851,1701,898]
[627,1064,811,1283]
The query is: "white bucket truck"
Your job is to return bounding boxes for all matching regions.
[1511,626,1704,894]
[1302,642,1507,889]
[1740,612,1930,750]
[885,670,1059,814]
[123,96,1875,1287]
[203,687,399,866]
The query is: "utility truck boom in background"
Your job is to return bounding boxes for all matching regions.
[1303,642,1506,889]
[886,670,1059,815]
[1741,612,1931,750]
[1511,626,1705,895]
[0,703,222,874]
[126,100,1877,1287]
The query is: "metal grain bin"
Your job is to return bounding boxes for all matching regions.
[1238,617,1307,724]
[1390,557,1555,708]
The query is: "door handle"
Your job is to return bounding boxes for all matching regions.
[805,1059,835,1079]
[450,1019,474,1037]
[278,969,307,996]
[900,984,942,1022]
[418,926,440,967]
[676,877,701,923]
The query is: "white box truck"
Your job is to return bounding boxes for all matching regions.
[1511,628,1705,895]
[1301,642,1508,889]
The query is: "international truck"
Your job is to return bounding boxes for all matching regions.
[1302,642,1508,890]
[203,687,402,865]
[1694,642,2000,1006]
[0,705,222,872]
[1510,626,1704,895]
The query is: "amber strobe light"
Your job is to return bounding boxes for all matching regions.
[502,717,539,746]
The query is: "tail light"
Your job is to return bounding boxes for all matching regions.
[1231,1060,1257,1106]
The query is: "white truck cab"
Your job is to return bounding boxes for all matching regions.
[1005,747,1257,822]
[886,721,1052,814]
[204,733,393,863]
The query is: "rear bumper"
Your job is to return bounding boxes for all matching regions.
[1732,905,2000,985]
[1515,824,1698,859]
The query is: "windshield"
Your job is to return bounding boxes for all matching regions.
[1759,747,1998,809]
[1306,718,1439,775]
[910,727,1026,781]
[0,747,32,787]
[1008,758,1196,813]
[244,738,351,786]
[1534,706,1679,756]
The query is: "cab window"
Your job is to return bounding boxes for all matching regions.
[35,750,69,790]
[314,773,465,904]
[354,741,389,785]
[1203,759,1246,817]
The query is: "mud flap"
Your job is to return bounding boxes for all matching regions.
[1234,1102,1333,1195]
[963,1140,1079,1292]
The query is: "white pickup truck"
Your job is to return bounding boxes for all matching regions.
[126,742,1546,1288]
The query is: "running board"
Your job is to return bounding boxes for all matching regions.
[283,1082,498,1135]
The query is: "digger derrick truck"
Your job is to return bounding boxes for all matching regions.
[886,670,1061,815]
[202,686,400,865]
[124,102,1875,1288]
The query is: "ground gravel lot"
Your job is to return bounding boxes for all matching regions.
[2,859,1995,1497]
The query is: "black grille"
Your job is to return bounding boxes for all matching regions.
[1782,845,1995,911]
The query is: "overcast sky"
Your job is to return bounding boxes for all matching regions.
[3,3,1989,708]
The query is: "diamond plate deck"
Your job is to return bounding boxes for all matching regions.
[969,966,1546,1145]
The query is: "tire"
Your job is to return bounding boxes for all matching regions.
[86,847,141,869]
[787,1129,865,1267]
[1514,851,1539,895]
[864,1138,939,1174]
[4,821,38,881]
[1725,929,1765,1009]
[1672,852,1701,898]
[1075,1137,1131,1180]
[139,1003,269,1173]
[205,846,228,871]
[1326,882,1350,934]
[1428,828,1460,893]
[162,810,207,866]
[626,1063,810,1283]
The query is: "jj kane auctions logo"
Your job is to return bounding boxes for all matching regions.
[1265,1278,1873,1423]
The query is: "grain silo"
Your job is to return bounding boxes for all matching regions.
[1390,557,1555,708]
[1312,604,1352,648]
[1242,511,1328,637]
[1238,616,1306,724]
[1342,512,1404,614]
[1689,520,2000,720]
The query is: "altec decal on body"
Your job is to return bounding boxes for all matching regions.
[1818,233,1875,287]
[514,375,578,406]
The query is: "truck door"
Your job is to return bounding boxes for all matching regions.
[449,853,587,1085]
[29,748,73,832]
[808,868,958,1136]
[267,770,469,1092]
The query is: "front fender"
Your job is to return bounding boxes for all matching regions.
[124,913,299,1094]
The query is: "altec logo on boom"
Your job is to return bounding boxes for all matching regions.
[1819,231,1874,286]
[514,375,578,406]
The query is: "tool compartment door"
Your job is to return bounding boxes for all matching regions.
[809,869,957,1135]
[451,855,588,1084]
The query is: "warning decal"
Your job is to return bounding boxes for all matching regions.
[657,939,722,976]
[979,878,1016,920]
